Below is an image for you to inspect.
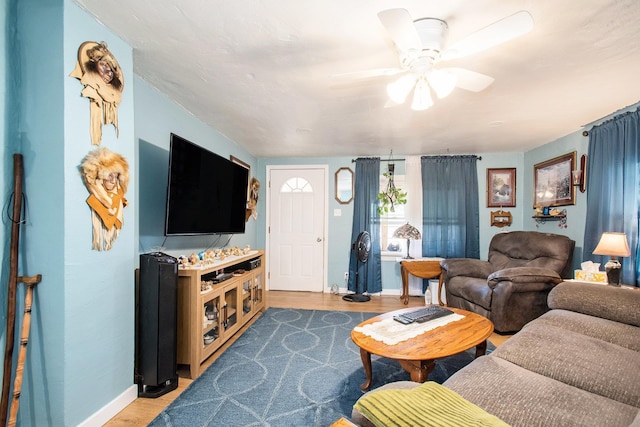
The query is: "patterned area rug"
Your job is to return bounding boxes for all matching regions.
[149,308,492,427]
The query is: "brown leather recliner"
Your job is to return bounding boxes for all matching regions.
[440,231,575,333]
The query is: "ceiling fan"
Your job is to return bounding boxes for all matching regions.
[338,9,534,110]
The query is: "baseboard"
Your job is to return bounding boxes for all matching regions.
[77,384,137,427]
[325,287,403,296]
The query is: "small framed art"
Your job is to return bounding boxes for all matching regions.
[487,168,516,207]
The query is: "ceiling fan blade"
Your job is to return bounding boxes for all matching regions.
[440,11,533,61]
[445,67,495,92]
[377,8,422,55]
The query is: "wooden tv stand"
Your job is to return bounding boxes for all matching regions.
[176,250,265,379]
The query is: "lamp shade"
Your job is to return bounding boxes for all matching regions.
[387,74,418,104]
[393,223,421,240]
[593,232,631,257]
[411,78,433,111]
[428,69,457,99]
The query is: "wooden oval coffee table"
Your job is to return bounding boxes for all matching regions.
[351,307,494,390]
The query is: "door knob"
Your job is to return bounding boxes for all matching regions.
[317,237,322,242]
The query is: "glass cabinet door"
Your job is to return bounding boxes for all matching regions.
[223,286,238,331]
[202,295,220,349]
[253,272,263,307]
[242,277,252,315]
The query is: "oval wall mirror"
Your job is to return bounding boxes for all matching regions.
[335,167,354,204]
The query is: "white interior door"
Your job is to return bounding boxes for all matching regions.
[267,166,326,292]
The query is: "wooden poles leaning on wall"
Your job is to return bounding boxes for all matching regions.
[1,154,43,426]
[8,274,42,427]
[1,154,25,426]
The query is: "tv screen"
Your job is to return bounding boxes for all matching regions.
[165,134,249,235]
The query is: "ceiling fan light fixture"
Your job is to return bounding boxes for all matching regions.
[375,8,532,110]
[387,74,417,104]
[428,69,457,99]
[411,78,433,111]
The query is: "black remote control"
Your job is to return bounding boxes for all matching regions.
[393,315,412,325]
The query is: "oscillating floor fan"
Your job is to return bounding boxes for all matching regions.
[343,231,371,303]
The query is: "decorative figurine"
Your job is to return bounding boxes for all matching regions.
[189,253,199,266]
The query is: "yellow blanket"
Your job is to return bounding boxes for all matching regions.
[354,381,510,427]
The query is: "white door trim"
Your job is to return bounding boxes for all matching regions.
[265,164,329,292]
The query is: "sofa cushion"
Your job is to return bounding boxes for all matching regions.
[533,309,640,352]
[549,281,640,327]
[491,322,640,407]
[444,356,640,427]
[353,381,509,427]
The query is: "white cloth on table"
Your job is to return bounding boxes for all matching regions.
[354,313,464,346]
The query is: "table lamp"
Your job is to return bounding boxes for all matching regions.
[592,232,631,286]
[393,223,421,259]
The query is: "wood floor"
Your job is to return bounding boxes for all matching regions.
[104,291,510,426]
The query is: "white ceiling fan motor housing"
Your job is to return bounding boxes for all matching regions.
[413,18,448,57]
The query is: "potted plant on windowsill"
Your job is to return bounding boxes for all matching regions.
[377,163,407,215]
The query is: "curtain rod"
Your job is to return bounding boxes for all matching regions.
[581,101,640,130]
[351,155,482,163]
[351,157,405,163]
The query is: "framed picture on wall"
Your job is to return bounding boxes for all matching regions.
[487,168,516,207]
[230,154,251,203]
[533,151,576,207]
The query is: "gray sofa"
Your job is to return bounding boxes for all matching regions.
[352,281,640,426]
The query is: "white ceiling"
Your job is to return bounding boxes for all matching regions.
[74,0,640,158]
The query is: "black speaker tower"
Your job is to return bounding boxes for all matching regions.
[136,252,179,398]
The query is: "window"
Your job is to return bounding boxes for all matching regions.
[379,174,407,257]
[280,177,312,193]
[420,155,480,258]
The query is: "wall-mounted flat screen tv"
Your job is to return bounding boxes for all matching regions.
[165,133,249,235]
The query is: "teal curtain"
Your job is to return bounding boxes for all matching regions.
[421,155,480,258]
[584,110,640,286]
[348,158,382,294]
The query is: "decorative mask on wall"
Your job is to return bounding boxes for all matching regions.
[69,41,124,146]
[80,147,129,251]
[246,177,260,221]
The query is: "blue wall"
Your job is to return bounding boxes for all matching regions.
[256,157,355,291]
[0,1,593,424]
[1,0,10,378]
[135,77,258,258]
[259,151,528,294]
[524,131,588,272]
[0,0,11,420]
[0,0,136,425]
[63,3,136,425]
[6,1,67,425]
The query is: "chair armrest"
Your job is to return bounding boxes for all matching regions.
[488,267,562,291]
[549,281,640,327]
[440,258,493,279]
